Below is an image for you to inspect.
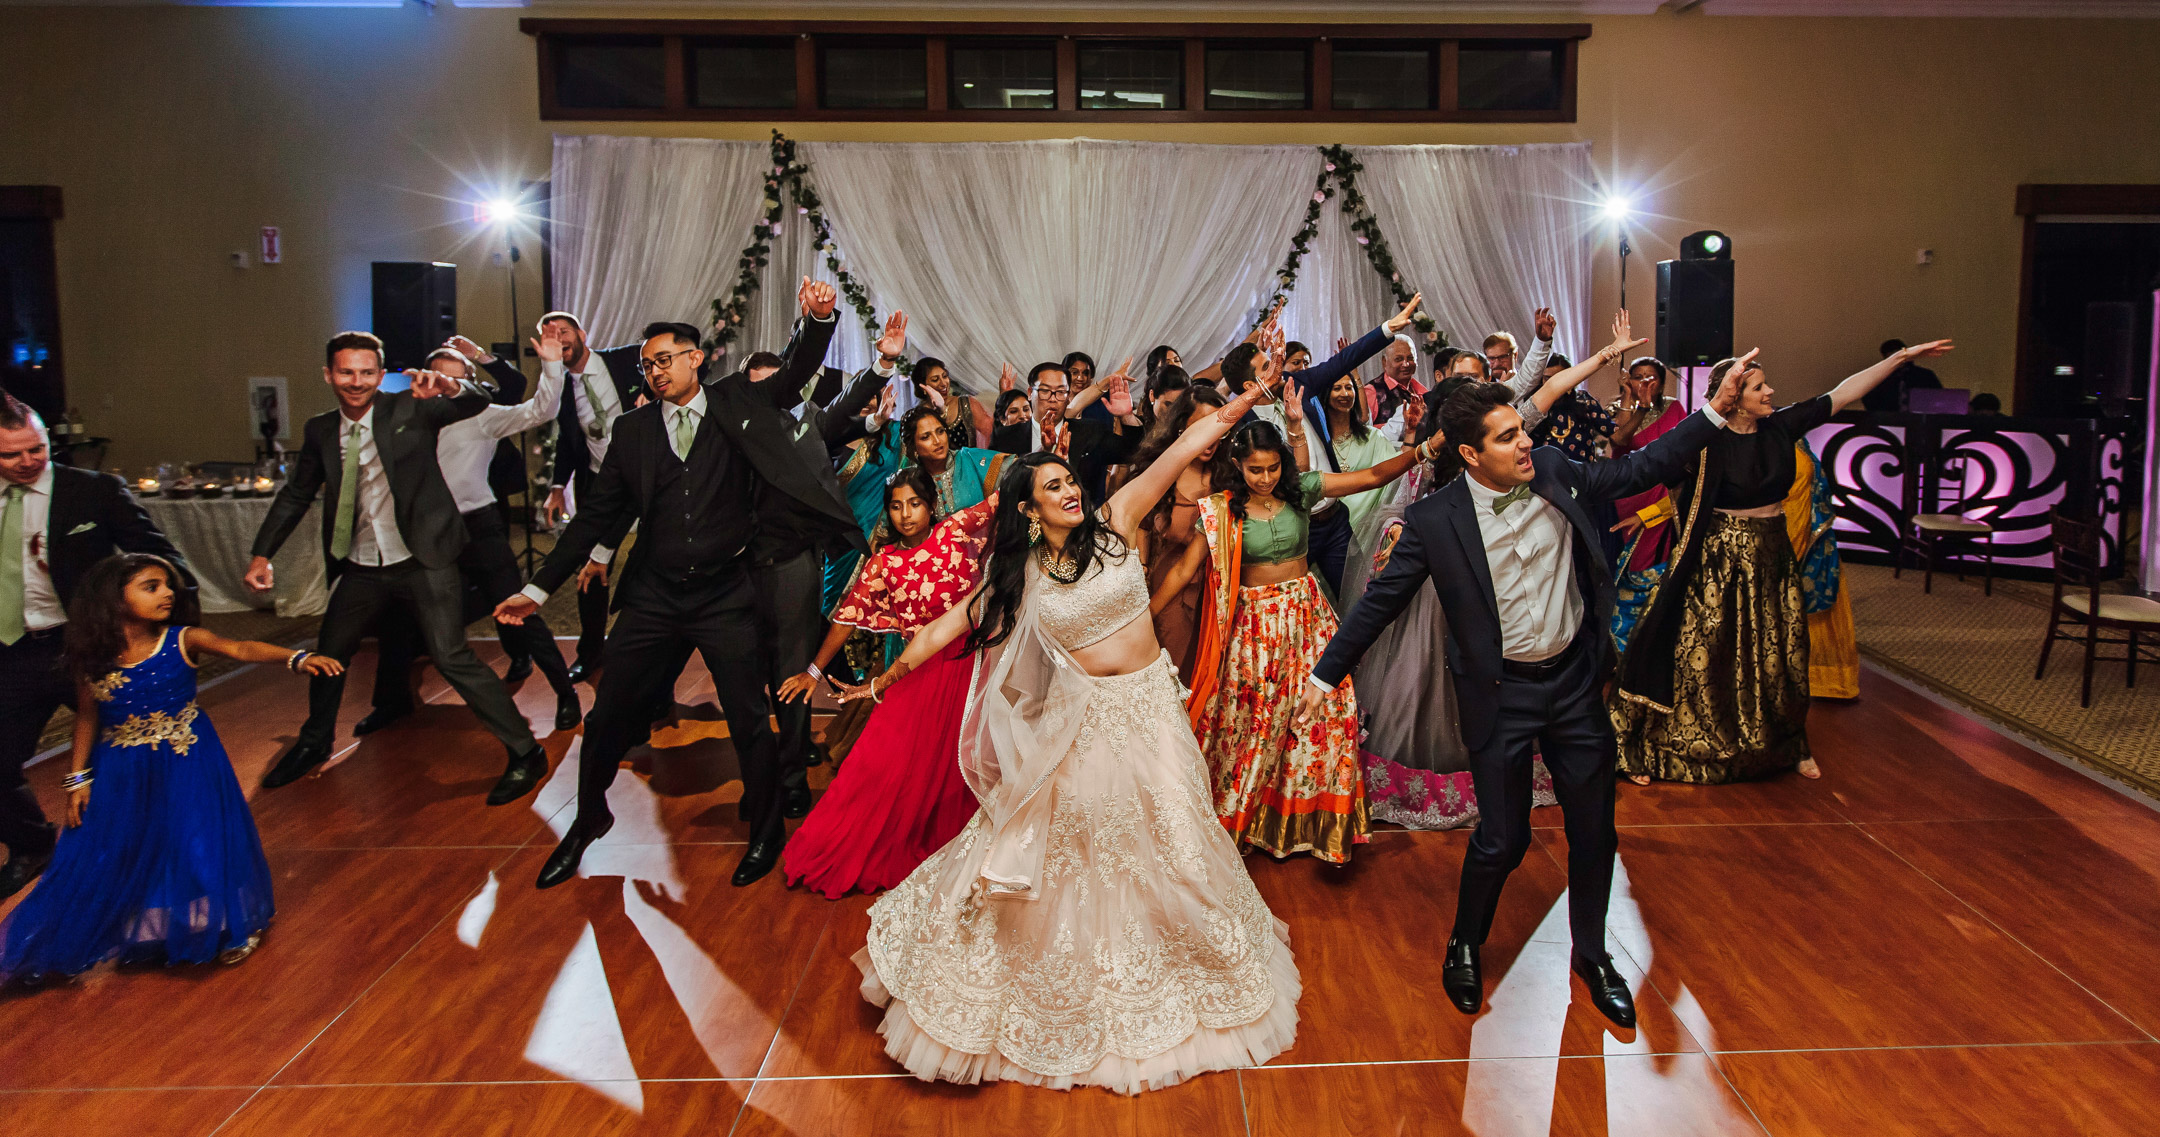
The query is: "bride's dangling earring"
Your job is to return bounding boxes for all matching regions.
[1027,515,1043,546]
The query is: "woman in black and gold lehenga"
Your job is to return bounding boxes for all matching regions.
[1612,339,1953,785]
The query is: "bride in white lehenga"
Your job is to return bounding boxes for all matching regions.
[837,355,1300,1094]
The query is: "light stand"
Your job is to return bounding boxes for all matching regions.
[1618,233,1632,313]
[506,241,543,576]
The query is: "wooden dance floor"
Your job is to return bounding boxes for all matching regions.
[5,642,2159,1136]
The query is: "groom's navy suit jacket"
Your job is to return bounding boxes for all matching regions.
[1311,410,1721,750]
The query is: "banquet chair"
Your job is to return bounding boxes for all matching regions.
[1895,454,1994,595]
[2034,511,2160,707]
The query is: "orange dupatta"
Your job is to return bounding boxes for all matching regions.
[1184,493,1243,730]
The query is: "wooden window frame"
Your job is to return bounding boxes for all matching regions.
[521,20,1588,124]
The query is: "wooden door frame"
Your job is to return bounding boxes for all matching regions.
[2013,183,2160,415]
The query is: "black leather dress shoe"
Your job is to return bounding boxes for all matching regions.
[486,747,549,806]
[782,785,813,820]
[1572,952,1637,1029]
[262,742,332,788]
[565,658,599,685]
[0,850,53,900]
[732,829,786,887]
[536,815,614,889]
[502,656,535,683]
[554,692,583,731]
[353,706,410,737]
[1442,938,1484,1015]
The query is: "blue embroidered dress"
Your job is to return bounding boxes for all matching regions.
[0,629,274,978]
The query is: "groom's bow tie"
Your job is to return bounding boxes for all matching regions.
[1490,485,1534,516]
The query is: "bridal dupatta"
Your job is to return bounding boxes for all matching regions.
[953,561,1100,900]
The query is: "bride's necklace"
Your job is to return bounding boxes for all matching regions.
[1036,540,1083,584]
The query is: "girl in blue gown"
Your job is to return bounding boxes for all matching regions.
[0,553,341,982]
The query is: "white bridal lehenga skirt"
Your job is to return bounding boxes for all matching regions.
[853,653,1301,1094]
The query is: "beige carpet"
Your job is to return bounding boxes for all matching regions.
[1843,562,2160,798]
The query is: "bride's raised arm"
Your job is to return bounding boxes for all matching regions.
[1104,347,1276,541]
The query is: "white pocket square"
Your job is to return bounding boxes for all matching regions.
[69,521,98,535]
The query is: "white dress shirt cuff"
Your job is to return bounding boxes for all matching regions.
[872,357,897,378]
[519,583,549,606]
[1307,675,1336,695]
[1699,402,1728,429]
[590,544,617,566]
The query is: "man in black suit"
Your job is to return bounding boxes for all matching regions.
[539,283,839,683]
[497,292,867,891]
[989,362,1138,496]
[0,390,195,897]
[246,332,545,802]
[1300,366,1742,1028]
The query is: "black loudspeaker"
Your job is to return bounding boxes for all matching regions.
[371,262,457,371]
[1656,258,1734,367]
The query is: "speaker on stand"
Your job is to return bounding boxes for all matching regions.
[1657,231,1734,409]
[371,262,457,373]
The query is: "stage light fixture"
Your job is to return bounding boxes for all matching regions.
[1601,196,1634,223]
[476,197,524,227]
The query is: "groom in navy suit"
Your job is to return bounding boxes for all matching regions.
[1302,367,1742,1028]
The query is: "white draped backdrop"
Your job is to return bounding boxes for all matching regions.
[550,136,1595,390]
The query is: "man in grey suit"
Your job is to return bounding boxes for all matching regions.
[246,331,544,803]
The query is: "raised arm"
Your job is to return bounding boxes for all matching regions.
[1826,340,1953,413]
[1525,311,1647,415]
[1290,293,1423,399]
[1106,354,1275,538]
[1571,357,1744,504]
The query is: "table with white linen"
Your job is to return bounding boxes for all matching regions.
[140,495,329,617]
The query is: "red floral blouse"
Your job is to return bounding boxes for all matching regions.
[831,498,995,635]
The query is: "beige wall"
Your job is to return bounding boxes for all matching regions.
[2,5,2156,466]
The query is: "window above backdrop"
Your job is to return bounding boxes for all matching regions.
[527,20,1587,123]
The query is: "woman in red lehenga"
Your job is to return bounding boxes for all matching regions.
[776,466,994,899]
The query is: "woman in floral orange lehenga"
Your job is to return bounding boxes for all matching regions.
[1152,405,1426,863]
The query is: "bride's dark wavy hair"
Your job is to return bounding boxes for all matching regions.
[964,453,1129,654]
[1212,419,1308,521]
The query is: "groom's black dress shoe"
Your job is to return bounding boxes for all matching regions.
[537,815,614,889]
[566,658,598,685]
[1442,938,1484,1014]
[732,828,786,887]
[553,691,583,731]
[502,656,535,684]
[262,742,332,788]
[486,747,549,806]
[782,785,813,820]
[353,705,410,737]
[1572,952,1637,1029]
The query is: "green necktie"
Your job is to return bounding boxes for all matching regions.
[671,406,699,460]
[1491,485,1534,516]
[0,485,24,646]
[582,373,610,440]
[330,421,364,561]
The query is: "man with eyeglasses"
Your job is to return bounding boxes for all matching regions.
[497,285,866,891]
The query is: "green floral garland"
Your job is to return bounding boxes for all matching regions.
[1255,146,1449,356]
[709,131,894,369]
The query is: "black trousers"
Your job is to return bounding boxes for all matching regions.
[300,560,537,756]
[578,567,782,839]
[0,630,69,857]
[570,468,611,666]
[1453,639,1619,956]
[372,506,571,711]
[1308,505,1353,596]
[753,549,823,794]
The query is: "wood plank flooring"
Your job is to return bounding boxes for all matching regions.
[3,644,2157,1135]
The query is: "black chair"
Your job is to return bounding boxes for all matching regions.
[1895,453,1993,595]
[2035,511,2160,707]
